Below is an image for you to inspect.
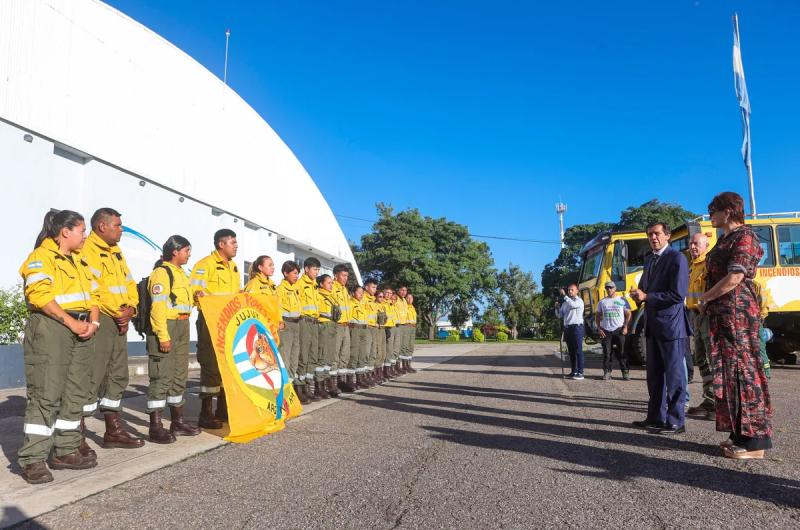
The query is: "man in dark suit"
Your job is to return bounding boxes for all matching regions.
[629,221,691,434]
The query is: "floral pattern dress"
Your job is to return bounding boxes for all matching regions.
[706,225,772,441]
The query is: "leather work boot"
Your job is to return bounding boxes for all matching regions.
[341,375,356,393]
[198,397,224,429]
[103,411,145,449]
[327,376,341,397]
[372,368,383,385]
[169,406,201,436]
[306,384,321,402]
[50,451,98,470]
[362,371,373,388]
[215,393,228,422]
[355,373,365,389]
[22,461,53,484]
[148,411,176,444]
[383,366,391,380]
[315,380,330,400]
[295,382,311,404]
[338,374,351,393]
[78,417,97,460]
[405,360,417,374]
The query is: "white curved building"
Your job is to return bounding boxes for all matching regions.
[0,0,359,322]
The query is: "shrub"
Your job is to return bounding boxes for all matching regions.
[0,285,28,344]
[496,331,509,342]
[472,328,484,342]
[445,329,461,342]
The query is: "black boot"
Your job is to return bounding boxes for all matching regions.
[198,397,223,429]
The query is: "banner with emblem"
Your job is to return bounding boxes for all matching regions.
[198,292,302,442]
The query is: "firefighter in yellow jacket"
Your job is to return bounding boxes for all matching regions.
[382,288,399,378]
[363,279,381,385]
[189,228,240,428]
[81,208,144,450]
[277,261,307,403]
[297,257,324,401]
[394,285,410,375]
[331,264,352,393]
[18,210,101,484]
[146,235,200,443]
[317,274,340,398]
[405,293,418,373]
[346,285,368,392]
[685,233,714,419]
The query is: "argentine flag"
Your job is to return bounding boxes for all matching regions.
[732,13,751,173]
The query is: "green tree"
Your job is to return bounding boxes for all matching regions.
[494,264,538,340]
[448,299,472,333]
[0,285,28,344]
[541,222,613,293]
[354,204,497,339]
[614,199,698,231]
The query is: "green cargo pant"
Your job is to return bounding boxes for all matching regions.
[146,319,189,412]
[369,327,379,369]
[349,326,368,373]
[319,321,337,377]
[279,320,300,382]
[84,313,128,416]
[334,324,350,376]
[689,310,713,408]
[397,325,410,361]
[383,327,395,367]
[373,328,392,366]
[19,313,94,466]
[299,317,320,383]
[196,312,222,397]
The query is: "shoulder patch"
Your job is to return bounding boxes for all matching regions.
[151,283,164,295]
[27,261,43,269]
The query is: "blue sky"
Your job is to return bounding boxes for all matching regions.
[106,0,800,284]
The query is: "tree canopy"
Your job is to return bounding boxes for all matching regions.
[493,264,538,339]
[353,204,496,339]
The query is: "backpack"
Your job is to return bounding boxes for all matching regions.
[132,265,176,338]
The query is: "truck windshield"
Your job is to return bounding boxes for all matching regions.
[625,239,650,272]
[580,246,605,283]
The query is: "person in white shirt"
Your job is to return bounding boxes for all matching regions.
[557,284,585,380]
[595,281,631,380]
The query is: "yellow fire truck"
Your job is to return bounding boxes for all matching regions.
[577,213,800,364]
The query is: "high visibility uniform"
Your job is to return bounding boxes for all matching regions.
[318,287,337,377]
[18,238,100,466]
[687,254,713,409]
[363,292,379,371]
[349,296,369,374]
[146,262,193,412]
[277,279,301,382]
[383,301,398,367]
[81,231,139,415]
[395,297,410,362]
[244,273,280,314]
[190,250,240,397]
[406,304,418,360]
[332,281,352,376]
[297,274,322,383]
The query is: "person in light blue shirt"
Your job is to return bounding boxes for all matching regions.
[557,284,585,380]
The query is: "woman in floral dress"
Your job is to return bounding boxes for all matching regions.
[699,192,772,459]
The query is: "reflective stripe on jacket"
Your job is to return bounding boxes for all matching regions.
[20,238,100,312]
[277,279,301,318]
[190,250,240,305]
[298,274,320,318]
[149,262,192,342]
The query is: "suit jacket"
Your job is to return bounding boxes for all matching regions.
[640,245,691,340]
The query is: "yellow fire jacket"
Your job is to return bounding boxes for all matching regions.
[350,296,368,325]
[277,279,301,319]
[82,231,138,318]
[297,274,320,318]
[190,250,240,306]
[20,237,100,312]
[395,298,409,325]
[686,254,707,310]
[318,287,336,323]
[244,273,281,322]
[149,261,192,342]
[382,300,397,328]
[332,281,352,324]
[364,292,378,327]
[407,304,417,325]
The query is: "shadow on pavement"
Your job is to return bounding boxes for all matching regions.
[423,425,800,509]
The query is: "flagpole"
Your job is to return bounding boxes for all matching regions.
[747,153,756,217]
[223,28,231,85]
[732,13,757,217]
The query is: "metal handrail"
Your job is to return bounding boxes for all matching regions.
[691,211,800,222]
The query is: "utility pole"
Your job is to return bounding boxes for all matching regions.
[555,202,567,249]
[223,28,231,85]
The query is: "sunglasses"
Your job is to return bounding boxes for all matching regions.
[605,286,616,290]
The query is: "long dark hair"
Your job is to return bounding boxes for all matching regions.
[154,235,191,268]
[249,255,273,278]
[35,209,84,249]
[317,274,332,289]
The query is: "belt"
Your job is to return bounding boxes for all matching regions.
[283,317,300,323]
[300,315,319,323]
[350,323,367,329]
[66,311,90,321]
[337,322,349,327]
[565,323,582,327]
[176,314,190,321]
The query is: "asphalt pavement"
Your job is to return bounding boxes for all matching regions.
[4,342,800,529]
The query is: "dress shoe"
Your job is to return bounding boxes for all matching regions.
[103,411,145,448]
[148,411,176,444]
[50,451,98,470]
[169,406,201,436]
[722,446,764,459]
[632,419,664,429]
[22,462,53,484]
[649,424,686,435]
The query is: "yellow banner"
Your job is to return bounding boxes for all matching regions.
[199,292,302,442]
